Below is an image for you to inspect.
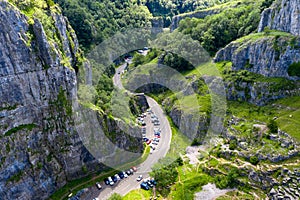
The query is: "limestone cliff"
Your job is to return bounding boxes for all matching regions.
[214,33,300,79]
[0,1,142,199]
[258,0,300,36]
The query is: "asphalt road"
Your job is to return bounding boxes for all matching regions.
[87,60,172,200]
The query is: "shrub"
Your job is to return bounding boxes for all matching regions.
[229,139,237,150]
[249,156,259,165]
[287,62,300,77]
[267,119,278,133]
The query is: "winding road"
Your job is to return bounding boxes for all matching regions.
[89,61,172,199]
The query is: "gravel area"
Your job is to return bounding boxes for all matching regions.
[195,183,234,200]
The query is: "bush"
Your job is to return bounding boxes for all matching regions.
[229,139,237,150]
[249,156,259,165]
[288,62,300,77]
[267,119,278,133]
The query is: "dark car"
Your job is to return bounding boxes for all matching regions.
[112,175,118,182]
[140,182,149,190]
[104,178,110,185]
[118,172,124,179]
[146,180,154,188]
[150,179,157,186]
[126,170,132,175]
[143,138,149,142]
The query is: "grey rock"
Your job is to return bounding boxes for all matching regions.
[258,0,300,36]
[214,37,300,79]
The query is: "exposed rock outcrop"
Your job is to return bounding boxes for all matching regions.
[0,1,142,199]
[214,35,300,79]
[258,0,300,36]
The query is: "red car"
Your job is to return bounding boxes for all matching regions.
[131,166,137,172]
[146,139,152,145]
[155,135,160,138]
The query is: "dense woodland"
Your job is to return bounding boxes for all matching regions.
[55,0,152,49]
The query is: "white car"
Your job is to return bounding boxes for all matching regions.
[137,175,143,181]
[108,177,114,186]
[96,182,102,190]
[123,171,128,178]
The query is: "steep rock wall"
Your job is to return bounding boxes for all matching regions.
[0,1,143,199]
[214,35,300,79]
[258,0,300,36]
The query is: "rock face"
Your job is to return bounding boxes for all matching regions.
[214,35,300,79]
[170,9,219,32]
[258,0,300,36]
[0,1,143,199]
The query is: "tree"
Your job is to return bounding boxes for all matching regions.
[267,119,278,133]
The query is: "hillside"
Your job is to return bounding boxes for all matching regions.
[0,0,300,199]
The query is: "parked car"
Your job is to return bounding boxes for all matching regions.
[112,175,118,183]
[126,170,132,176]
[123,171,128,178]
[96,182,102,190]
[131,166,137,172]
[150,145,156,150]
[150,179,157,186]
[146,139,152,145]
[118,172,124,179]
[114,174,121,181]
[143,137,149,142]
[104,178,110,185]
[154,132,160,136]
[136,175,143,181]
[140,182,149,190]
[108,177,114,186]
[152,141,158,145]
[153,138,160,142]
[130,168,134,174]
[155,135,161,138]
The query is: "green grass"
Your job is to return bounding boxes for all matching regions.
[168,164,212,200]
[228,96,300,142]
[123,189,152,200]
[235,31,293,43]
[166,117,191,159]
[216,190,255,200]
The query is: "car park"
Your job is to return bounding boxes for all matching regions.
[108,177,114,186]
[104,178,110,185]
[136,175,143,181]
[96,182,102,190]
